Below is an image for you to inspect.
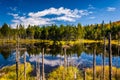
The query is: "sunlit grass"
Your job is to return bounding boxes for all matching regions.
[0,39,119,46]
[48,65,120,80]
[86,66,120,80]
[48,66,82,80]
[0,63,35,80]
[1,63,120,80]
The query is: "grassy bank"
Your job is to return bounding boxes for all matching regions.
[48,65,120,80]
[48,66,82,80]
[1,63,120,80]
[0,39,119,45]
[83,39,119,45]
[0,63,35,80]
[86,66,120,80]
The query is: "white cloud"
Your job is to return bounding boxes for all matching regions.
[53,16,76,22]
[10,15,52,28]
[28,7,87,18]
[107,7,116,12]
[9,7,92,28]
[9,7,17,11]
[88,4,95,9]
[8,13,18,17]
[89,16,96,19]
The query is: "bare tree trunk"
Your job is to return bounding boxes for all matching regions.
[102,37,106,80]
[74,72,77,80]
[16,26,19,80]
[64,48,67,68]
[63,47,67,80]
[16,47,20,79]
[36,55,40,80]
[60,48,63,66]
[24,52,26,80]
[67,55,69,67]
[108,33,112,80]
[42,48,45,80]
[93,48,96,80]
[83,69,86,80]
[116,36,120,80]
[16,48,19,80]
[36,56,37,80]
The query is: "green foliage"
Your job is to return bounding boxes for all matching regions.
[76,23,84,39]
[0,23,11,38]
[26,25,35,39]
[19,24,26,39]
[40,26,49,39]
[0,21,120,40]
[84,21,120,40]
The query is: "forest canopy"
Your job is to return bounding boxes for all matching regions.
[0,21,120,40]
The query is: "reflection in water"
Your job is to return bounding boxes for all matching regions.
[0,43,120,75]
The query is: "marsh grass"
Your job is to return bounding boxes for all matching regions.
[0,39,119,46]
[86,66,120,80]
[0,63,35,80]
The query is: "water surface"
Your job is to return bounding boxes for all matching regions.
[0,43,120,73]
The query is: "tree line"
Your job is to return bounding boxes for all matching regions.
[0,21,120,40]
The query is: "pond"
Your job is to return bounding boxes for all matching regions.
[0,42,120,74]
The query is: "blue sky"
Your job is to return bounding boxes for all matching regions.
[0,0,120,28]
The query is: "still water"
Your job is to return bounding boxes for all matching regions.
[0,42,120,73]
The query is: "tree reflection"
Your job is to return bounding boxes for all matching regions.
[0,46,12,59]
[0,42,120,60]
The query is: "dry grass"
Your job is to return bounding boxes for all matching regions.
[0,39,119,46]
[0,63,34,80]
[85,66,120,80]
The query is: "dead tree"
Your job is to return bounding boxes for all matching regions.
[16,48,19,80]
[42,48,45,80]
[108,33,112,80]
[83,68,86,80]
[116,32,120,80]
[64,47,67,68]
[16,25,19,80]
[24,52,26,80]
[93,48,96,80]
[60,48,62,66]
[102,37,106,80]
[36,55,40,80]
